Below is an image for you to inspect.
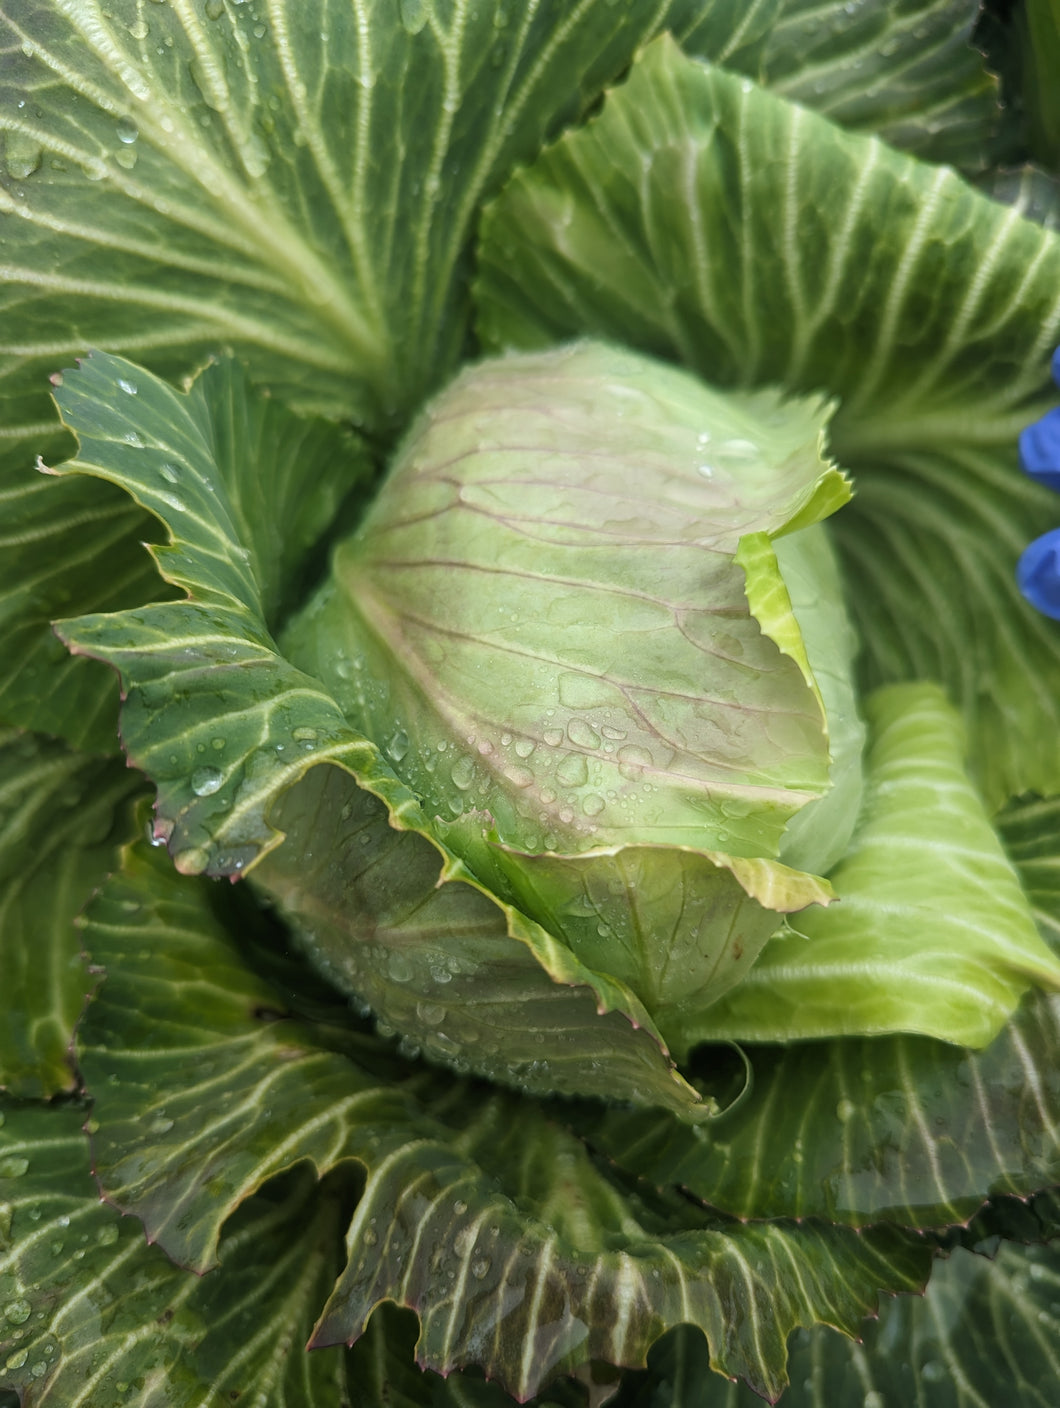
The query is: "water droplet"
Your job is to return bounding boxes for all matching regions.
[451,755,475,790]
[0,1157,29,1178]
[581,794,605,817]
[863,1390,885,1408]
[5,1349,27,1370]
[416,1000,446,1026]
[835,1099,856,1123]
[471,1256,491,1278]
[453,1199,468,1215]
[96,1223,120,1245]
[191,766,223,797]
[696,463,715,479]
[292,726,318,742]
[211,737,225,751]
[617,744,653,778]
[115,146,137,170]
[543,728,564,748]
[567,719,601,749]
[600,725,626,741]
[241,132,269,179]
[514,738,535,758]
[397,0,429,34]
[159,461,180,483]
[157,490,185,512]
[387,952,414,983]
[921,1361,947,1384]
[4,131,42,180]
[174,846,209,876]
[116,116,139,145]
[362,1225,378,1245]
[4,1299,31,1325]
[205,0,225,16]
[555,753,588,787]
[123,430,145,448]
[386,729,409,763]
[128,18,149,39]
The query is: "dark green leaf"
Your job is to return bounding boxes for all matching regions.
[979,165,1060,231]
[580,984,1060,1228]
[76,838,931,1403]
[0,0,755,432]
[756,0,999,171]
[0,1104,353,1407]
[0,730,143,1097]
[0,453,164,754]
[475,35,1060,808]
[613,1239,1060,1408]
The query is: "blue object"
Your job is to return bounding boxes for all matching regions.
[1018,529,1060,620]
[1053,344,1060,389]
[1019,406,1060,492]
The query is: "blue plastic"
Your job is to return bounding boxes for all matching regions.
[1052,344,1060,389]
[1019,406,1060,492]
[1018,529,1060,620]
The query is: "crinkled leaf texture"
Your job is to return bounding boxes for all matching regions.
[0,0,761,754]
[0,1104,354,1407]
[48,349,707,1120]
[68,834,933,1405]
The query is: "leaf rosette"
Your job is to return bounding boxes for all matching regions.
[3,3,1060,1406]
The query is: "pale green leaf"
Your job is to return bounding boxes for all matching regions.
[0,729,142,1097]
[703,684,1060,1047]
[307,341,841,860]
[474,36,1060,806]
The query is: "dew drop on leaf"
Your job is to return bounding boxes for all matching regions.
[4,1300,31,1325]
[159,462,180,483]
[386,729,409,762]
[556,753,588,788]
[191,766,223,796]
[115,116,139,144]
[451,756,475,790]
[397,0,429,34]
[174,846,210,875]
[0,1156,29,1178]
[567,719,601,749]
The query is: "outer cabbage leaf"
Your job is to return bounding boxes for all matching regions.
[615,1240,1060,1408]
[74,838,933,1404]
[756,0,999,171]
[0,729,143,1097]
[704,684,1060,1047]
[576,779,1060,1230]
[475,35,1060,808]
[0,1105,354,1407]
[49,349,706,1119]
[0,0,758,749]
